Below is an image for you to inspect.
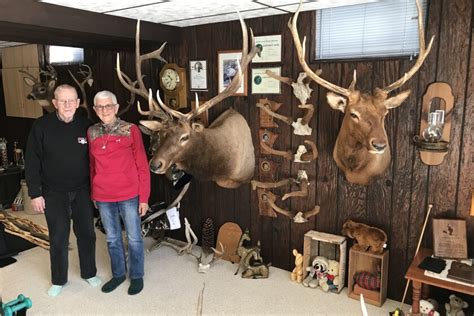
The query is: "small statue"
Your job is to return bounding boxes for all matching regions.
[290,249,303,283]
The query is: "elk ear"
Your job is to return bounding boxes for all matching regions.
[138,125,152,136]
[191,122,205,133]
[326,92,347,113]
[23,77,36,87]
[139,120,163,132]
[384,90,411,109]
[48,80,57,90]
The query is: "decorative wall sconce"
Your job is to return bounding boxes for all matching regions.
[413,82,454,165]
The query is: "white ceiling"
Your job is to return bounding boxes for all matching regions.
[39,0,377,27]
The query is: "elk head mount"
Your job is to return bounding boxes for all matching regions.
[117,14,258,189]
[289,0,434,185]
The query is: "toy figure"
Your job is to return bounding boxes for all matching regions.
[445,294,469,316]
[341,220,387,254]
[320,259,339,292]
[290,249,303,283]
[302,256,328,288]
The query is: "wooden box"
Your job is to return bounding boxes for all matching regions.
[347,247,389,307]
[303,230,347,293]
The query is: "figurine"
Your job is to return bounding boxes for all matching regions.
[290,249,303,283]
[341,220,387,254]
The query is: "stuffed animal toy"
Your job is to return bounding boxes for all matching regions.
[319,259,339,292]
[302,256,328,288]
[341,220,387,254]
[445,294,469,316]
[409,298,439,316]
[290,249,303,283]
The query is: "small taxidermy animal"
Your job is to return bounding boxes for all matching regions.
[341,220,387,254]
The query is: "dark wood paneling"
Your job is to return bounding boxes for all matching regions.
[1,0,472,303]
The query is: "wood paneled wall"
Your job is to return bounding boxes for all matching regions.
[162,0,473,302]
[0,0,471,302]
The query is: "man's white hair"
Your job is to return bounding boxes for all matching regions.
[94,90,118,105]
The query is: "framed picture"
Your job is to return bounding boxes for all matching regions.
[217,50,247,96]
[189,60,207,91]
[252,34,282,63]
[432,219,468,259]
[251,67,281,94]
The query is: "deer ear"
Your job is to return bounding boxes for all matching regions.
[48,80,57,90]
[139,120,163,132]
[384,90,411,109]
[326,92,347,113]
[192,122,205,133]
[23,77,36,87]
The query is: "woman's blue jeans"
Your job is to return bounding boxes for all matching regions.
[96,196,144,279]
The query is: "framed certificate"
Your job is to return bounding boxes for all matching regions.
[189,60,207,91]
[252,34,282,63]
[251,67,281,94]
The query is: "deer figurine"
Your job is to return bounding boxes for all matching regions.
[289,0,434,185]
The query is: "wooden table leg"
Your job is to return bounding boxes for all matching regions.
[412,280,422,314]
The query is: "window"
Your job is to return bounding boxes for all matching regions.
[315,0,428,60]
[48,45,84,64]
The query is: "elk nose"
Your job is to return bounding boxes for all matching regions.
[371,140,387,152]
[149,160,162,173]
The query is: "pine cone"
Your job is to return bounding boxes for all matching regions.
[201,217,215,255]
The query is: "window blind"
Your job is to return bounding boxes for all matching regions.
[315,0,428,60]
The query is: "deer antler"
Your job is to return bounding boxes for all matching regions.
[19,69,39,83]
[40,65,58,80]
[265,199,320,223]
[382,0,434,93]
[256,101,293,125]
[68,64,92,118]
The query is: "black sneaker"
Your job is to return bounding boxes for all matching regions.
[128,278,144,295]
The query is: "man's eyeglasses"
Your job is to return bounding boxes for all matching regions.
[94,104,116,111]
[56,99,78,106]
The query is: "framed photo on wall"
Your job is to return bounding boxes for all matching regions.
[189,60,207,91]
[252,34,282,63]
[432,219,468,259]
[251,67,281,94]
[217,50,247,96]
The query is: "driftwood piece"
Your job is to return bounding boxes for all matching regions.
[0,211,50,250]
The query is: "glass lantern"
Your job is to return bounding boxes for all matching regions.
[422,110,445,143]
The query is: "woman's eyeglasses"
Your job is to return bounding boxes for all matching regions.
[94,104,116,111]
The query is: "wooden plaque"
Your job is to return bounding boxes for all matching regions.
[216,222,242,263]
[432,219,467,259]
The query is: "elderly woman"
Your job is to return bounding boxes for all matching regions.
[88,90,150,295]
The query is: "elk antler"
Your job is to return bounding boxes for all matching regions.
[265,199,320,223]
[282,170,309,200]
[382,0,434,93]
[181,217,225,273]
[251,178,295,191]
[300,140,318,162]
[68,64,92,118]
[117,19,169,122]
[155,12,258,122]
[260,141,293,160]
[290,0,433,96]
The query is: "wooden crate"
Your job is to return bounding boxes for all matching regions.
[303,230,347,293]
[347,247,389,307]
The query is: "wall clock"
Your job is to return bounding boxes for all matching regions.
[159,63,187,109]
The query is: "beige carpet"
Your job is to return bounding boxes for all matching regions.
[1,211,408,315]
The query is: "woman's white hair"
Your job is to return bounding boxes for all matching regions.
[94,90,118,105]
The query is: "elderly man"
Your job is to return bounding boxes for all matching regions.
[25,84,101,297]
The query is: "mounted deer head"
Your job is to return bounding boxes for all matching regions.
[289,0,434,185]
[117,14,257,189]
[21,65,57,113]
